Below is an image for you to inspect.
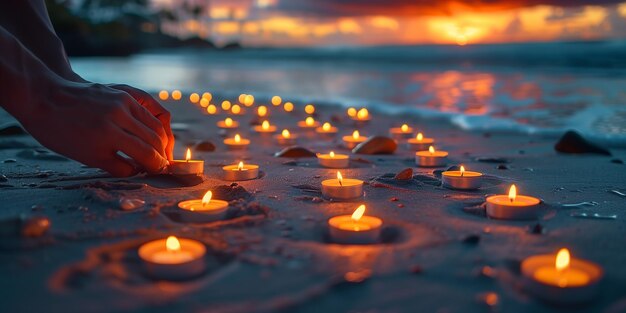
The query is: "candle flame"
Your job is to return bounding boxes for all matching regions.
[231,104,241,114]
[305,104,315,114]
[508,184,517,202]
[185,148,191,161]
[351,204,366,222]
[225,118,233,127]
[282,129,290,138]
[417,133,423,141]
[221,100,231,111]
[428,146,435,154]
[337,171,343,186]
[271,96,282,106]
[460,165,465,177]
[166,236,181,252]
[322,122,331,131]
[556,248,570,271]
[401,124,409,132]
[202,191,212,206]
[305,116,314,126]
[244,95,254,106]
[262,120,270,130]
[238,161,244,171]
[357,108,369,119]
[257,105,267,117]
[352,130,360,140]
[234,134,241,143]
[329,151,335,158]
[284,102,294,112]
[347,107,356,117]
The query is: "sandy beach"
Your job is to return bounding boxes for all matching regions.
[0,94,625,313]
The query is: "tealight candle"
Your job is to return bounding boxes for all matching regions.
[389,124,414,140]
[168,148,204,175]
[315,122,338,136]
[222,161,259,181]
[328,204,382,244]
[321,171,363,200]
[407,133,435,151]
[350,108,370,123]
[138,235,206,280]
[441,166,483,190]
[275,129,298,145]
[252,120,277,134]
[217,117,239,130]
[318,151,349,168]
[343,130,367,149]
[486,184,542,220]
[521,248,603,304]
[224,134,250,150]
[177,191,230,223]
[297,116,320,129]
[415,146,448,167]
[257,105,268,117]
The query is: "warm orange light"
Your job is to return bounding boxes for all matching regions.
[282,129,291,138]
[221,100,232,111]
[202,191,212,206]
[258,105,268,117]
[284,102,294,112]
[305,116,315,126]
[330,151,335,158]
[234,134,241,143]
[207,105,217,114]
[401,124,409,132]
[271,96,282,106]
[428,146,435,154]
[352,130,360,140]
[244,94,255,106]
[238,94,247,104]
[351,204,366,222]
[347,107,357,117]
[337,171,343,186]
[460,165,465,177]
[225,118,233,127]
[357,108,369,119]
[508,184,517,202]
[237,161,244,171]
[231,104,241,114]
[166,236,181,252]
[172,90,182,100]
[556,248,570,272]
[200,98,210,108]
[322,122,331,131]
[305,104,315,114]
[202,92,212,101]
[158,90,169,100]
[262,120,270,130]
[189,93,200,103]
[416,133,423,141]
[185,148,191,161]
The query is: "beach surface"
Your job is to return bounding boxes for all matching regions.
[0,94,625,313]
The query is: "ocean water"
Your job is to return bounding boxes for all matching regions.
[70,41,626,146]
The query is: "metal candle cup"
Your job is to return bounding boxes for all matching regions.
[486,185,542,220]
[177,191,229,223]
[317,152,349,168]
[343,131,367,149]
[321,172,363,200]
[275,129,298,145]
[389,124,414,140]
[217,118,239,130]
[168,148,204,175]
[407,133,435,151]
[297,117,319,129]
[138,236,206,280]
[415,146,448,167]
[328,205,382,244]
[315,123,338,137]
[222,162,259,181]
[441,167,482,190]
[223,134,250,150]
[252,121,277,135]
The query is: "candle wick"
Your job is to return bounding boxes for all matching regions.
[460,171,464,177]
[338,180,343,187]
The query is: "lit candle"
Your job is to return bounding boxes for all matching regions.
[253,120,277,134]
[283,102,294,112]
[275,129,298,145]
[257,105,268,117]
[346,107,357,118]
[389,124,414,140]
[350,108,370,123]
[521,248,603,304]
[138,235,206,280]
[177,190,230,223]
[189,93,200,104]
[168,148,204,175]
[297,116,320,129]
[171,90,182,101]
[441,165,483,190]
[271,95,282,106]
[244,94,254,107]
[407,133,435,151]
[321,171,363,200]
[486,184,542,220]
[222,161,259,181]
[315,122,338,135]
[221,100,231,111]
[328,204,383,244]
[317,151,349,168]
[415,146,448,167]
[223,134,250,150]
[305,104,315,114]
[343,130,367,149]
[217,117,239,130]
[158,90,169,101]
[230,104,243,115]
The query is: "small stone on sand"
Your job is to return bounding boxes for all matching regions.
[554,130,611,155]
[274,147,316,158]
[352,136,397,155]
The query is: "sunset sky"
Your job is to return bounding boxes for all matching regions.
[153,0,626,46]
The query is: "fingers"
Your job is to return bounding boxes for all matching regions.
[124,101,168,157]
[115,127,169,174]
[97,156,138,177]
[119,111,166,158]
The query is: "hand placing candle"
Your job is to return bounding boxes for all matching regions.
[328,204,383,244]
[177,190,230,223]
[315,122,338,136]
[407,132,435,151]
[224,134,250,150]
[415,146,448,167]
[298,116,320,129]
[321,171,363,200]
[343,130,367,149]
[168,148,204,175]
[521,248,603,304]
[275,129,298,145]
[389,124,414,140]
[222,161,259,181]
[253,120,277,134]
[442,165,483,190]
[318,151,349,168]
[486,184,542,220]
[138,235,206,280]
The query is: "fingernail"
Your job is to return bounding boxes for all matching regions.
[158,157,169,173]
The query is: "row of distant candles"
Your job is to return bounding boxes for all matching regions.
[139,90,603,304]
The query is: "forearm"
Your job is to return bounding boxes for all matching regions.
[0,0,82,82]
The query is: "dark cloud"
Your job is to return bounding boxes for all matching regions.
[273,0,624,17]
